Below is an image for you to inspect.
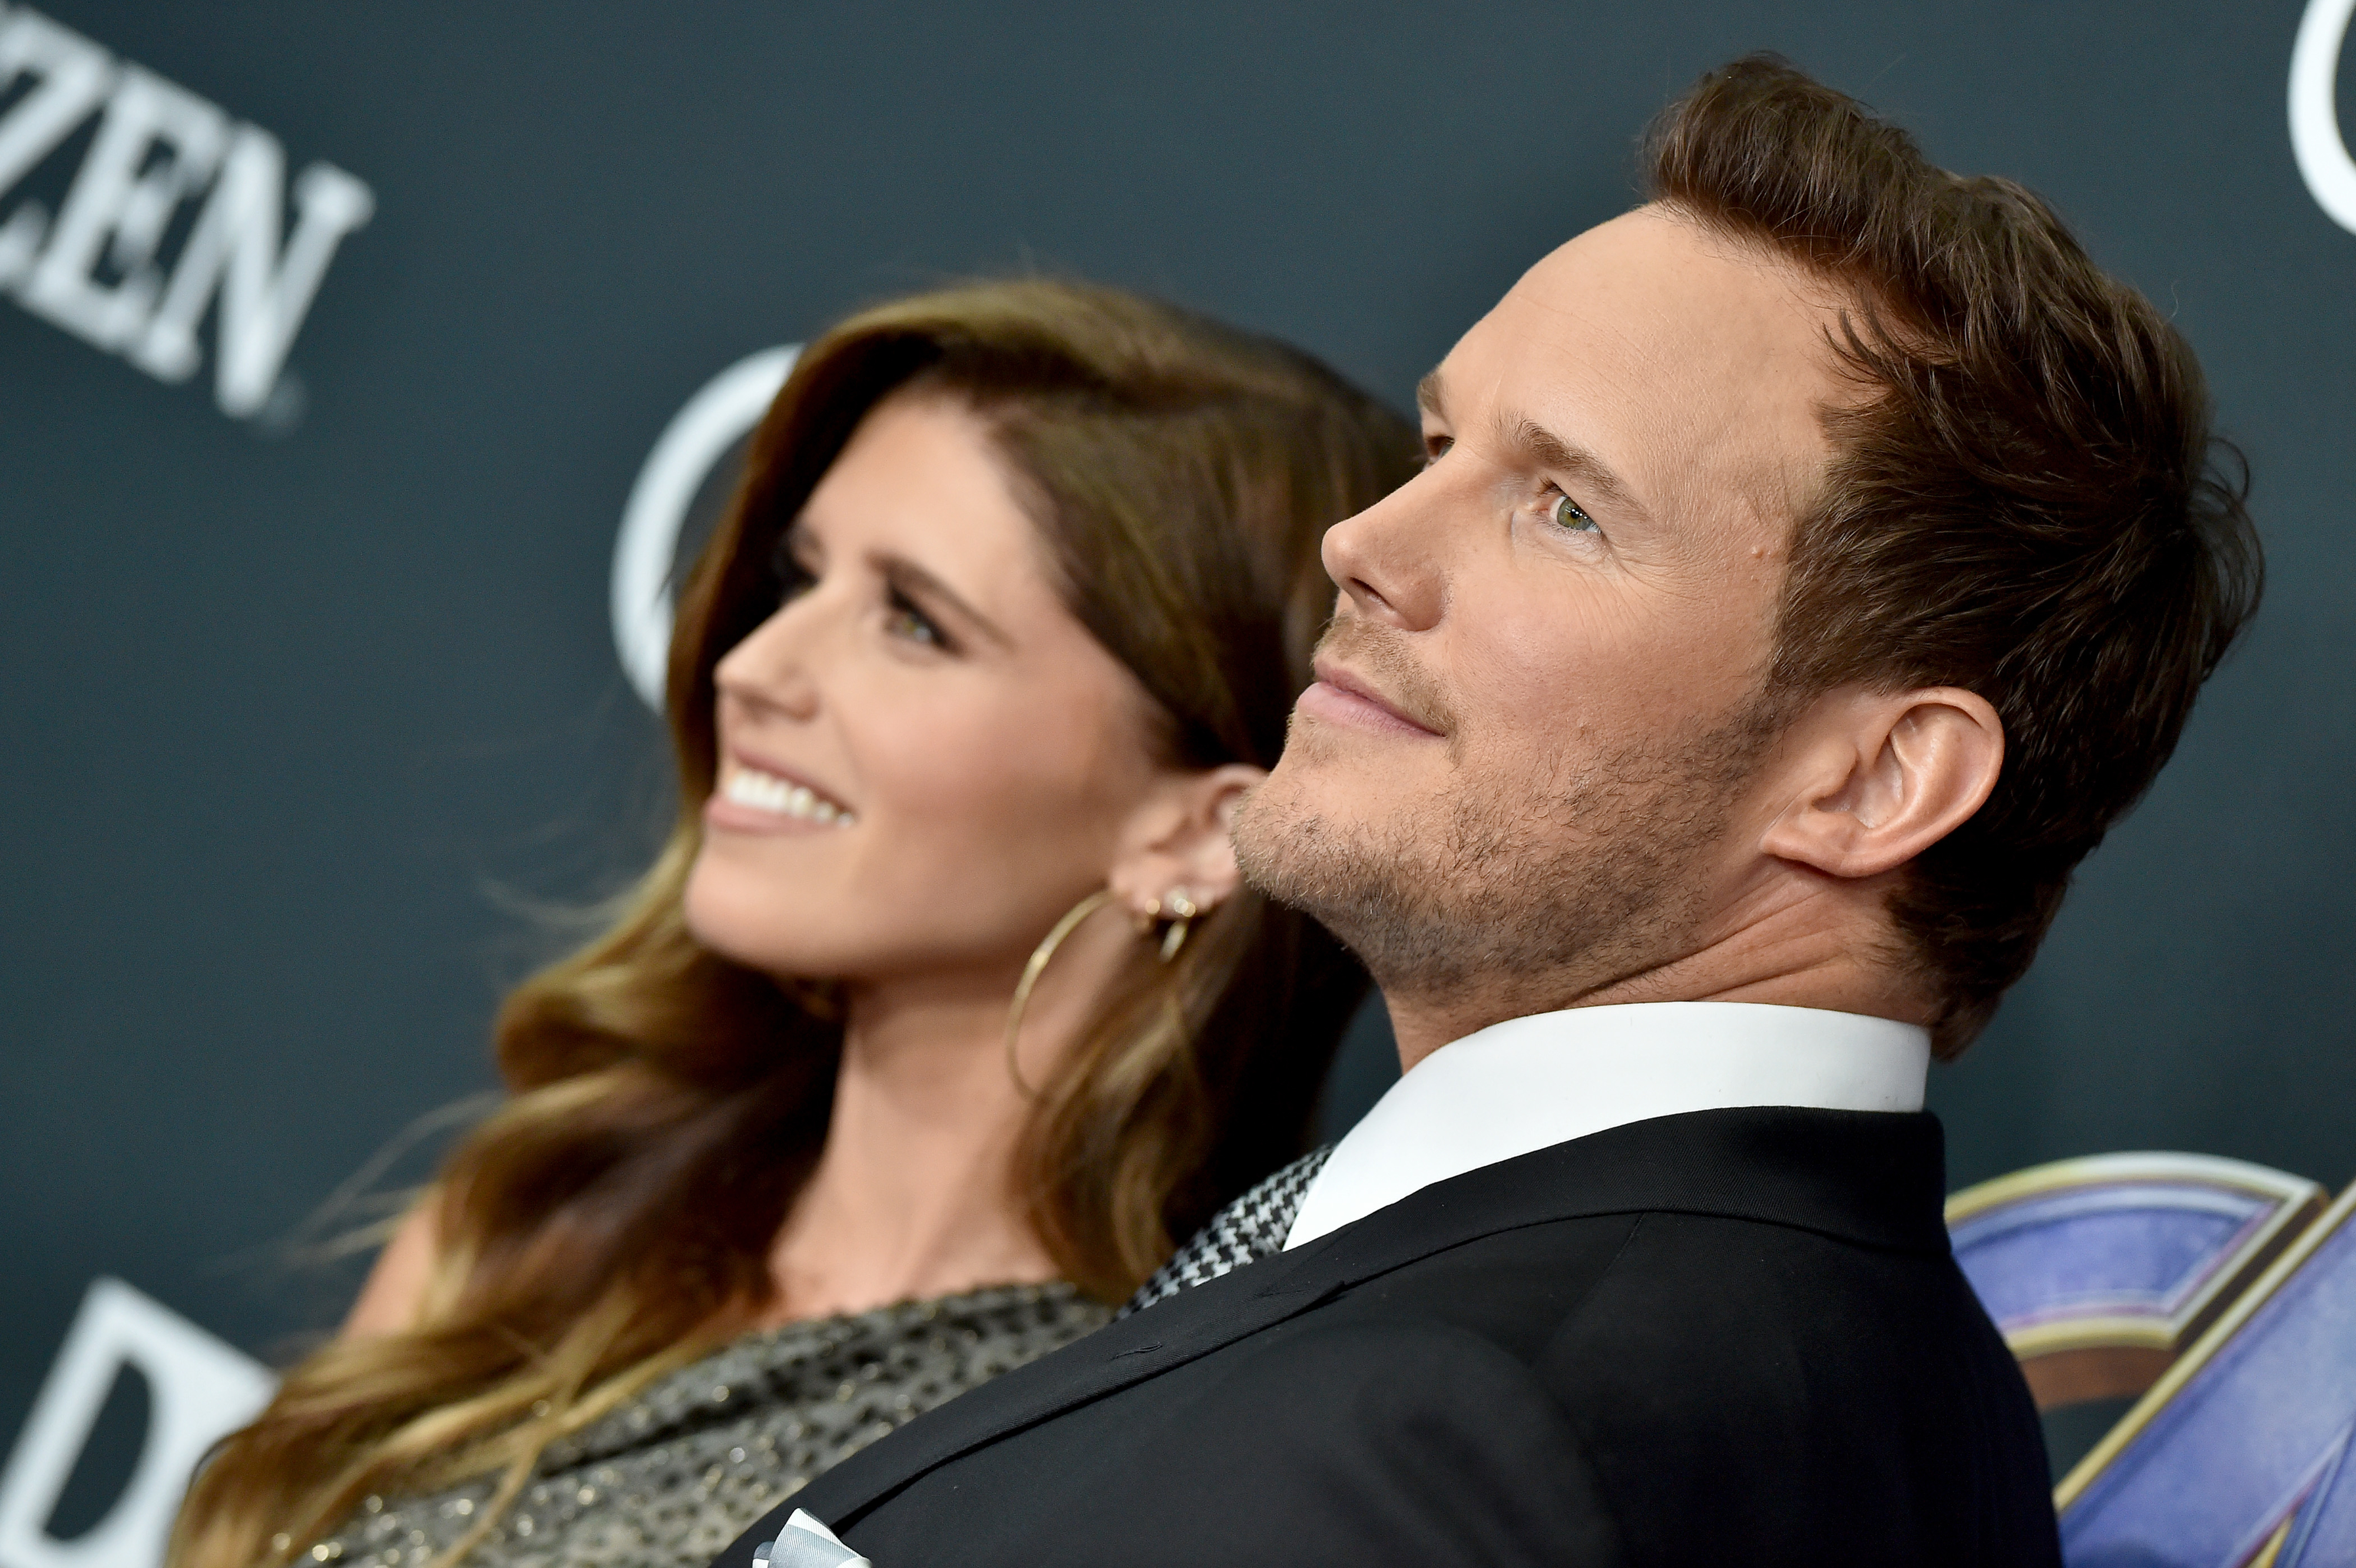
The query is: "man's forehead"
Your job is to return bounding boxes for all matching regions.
[1417,209,1846,549]
[1433,210,1845,459]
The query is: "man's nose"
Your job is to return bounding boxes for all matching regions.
[1321,467,1446,632]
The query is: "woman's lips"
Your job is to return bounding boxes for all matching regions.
[705,759,858,833]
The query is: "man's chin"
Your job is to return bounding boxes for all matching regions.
[1232,772,1414,948]
[1229,764,1340,902]
[1230,773,1293,899]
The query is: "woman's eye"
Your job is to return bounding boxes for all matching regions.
[883,591,945,648]
[1422,435,1454,468]
[1551,492,1599,534]
[772,543,818,602]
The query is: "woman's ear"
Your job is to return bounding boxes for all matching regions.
[1107,763,1268,918]
[1762,687,2004,881]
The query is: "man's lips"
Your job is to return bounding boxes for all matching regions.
[1299,661,1444,739]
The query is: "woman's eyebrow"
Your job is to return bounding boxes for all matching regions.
[873,552,1014,648]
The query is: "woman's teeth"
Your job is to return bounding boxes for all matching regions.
[723,766,855,826]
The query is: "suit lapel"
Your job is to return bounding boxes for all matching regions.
[783,1106,1950,1531]
[796,1242,1345,1524]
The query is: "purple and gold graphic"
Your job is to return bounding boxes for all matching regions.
[1948,1155,2326,1410]
[2056,1183,2356,1567]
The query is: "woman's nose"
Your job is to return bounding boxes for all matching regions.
[712,601,822,720]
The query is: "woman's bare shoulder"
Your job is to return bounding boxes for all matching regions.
[341,1199,441,1339]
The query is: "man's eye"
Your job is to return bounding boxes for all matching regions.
[1552,493,1599,533]
[1422,435,1454,468]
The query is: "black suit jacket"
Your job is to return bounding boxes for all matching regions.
[713,1108,2060,1566]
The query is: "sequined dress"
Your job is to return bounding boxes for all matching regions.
[315,1282,1108,1568]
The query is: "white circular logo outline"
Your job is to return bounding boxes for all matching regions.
[2291,0,2356,233]
[611,345,800,710]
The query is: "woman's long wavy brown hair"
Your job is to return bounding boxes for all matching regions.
[171,280,1418,1568]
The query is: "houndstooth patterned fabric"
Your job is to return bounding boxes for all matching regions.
[1120,1145,1334,1317]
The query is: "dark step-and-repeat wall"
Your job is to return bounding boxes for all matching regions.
[2,5,2352,1563]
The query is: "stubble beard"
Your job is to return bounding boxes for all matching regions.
[1235,702,1778,1020]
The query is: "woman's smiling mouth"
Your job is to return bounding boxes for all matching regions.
[714,761,858,829]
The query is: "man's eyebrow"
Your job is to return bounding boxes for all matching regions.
[874,551,1013,649]
[1415,370,1447,420]
[1497,412,1649,522]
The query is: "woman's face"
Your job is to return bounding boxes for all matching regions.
[683,390,1172,989]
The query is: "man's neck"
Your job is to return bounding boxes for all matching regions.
[1380,882,1931,1071]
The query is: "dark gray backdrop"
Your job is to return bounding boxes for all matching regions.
[5,0,2352,1500]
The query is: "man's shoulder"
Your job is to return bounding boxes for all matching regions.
[1272,1204,2054,1564]
[1132,1106,1980,1417]
[1308,1191,1984,1382]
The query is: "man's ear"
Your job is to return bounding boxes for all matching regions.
[1762,687,2004,881]
[1107,763,1267,918]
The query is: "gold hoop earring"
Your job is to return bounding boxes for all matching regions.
[1157,889,1200,964]
[1004,889,1116,1099]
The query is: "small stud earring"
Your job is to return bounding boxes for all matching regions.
[1159,889,1200,963]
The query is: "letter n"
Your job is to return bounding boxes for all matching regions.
[130,125,373,418]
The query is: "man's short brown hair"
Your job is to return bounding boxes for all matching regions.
[1647,57,2262,1055]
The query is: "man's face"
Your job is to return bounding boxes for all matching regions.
[1236,206,1852,1028]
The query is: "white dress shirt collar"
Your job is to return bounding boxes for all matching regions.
[1283,1001,1930,1249]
